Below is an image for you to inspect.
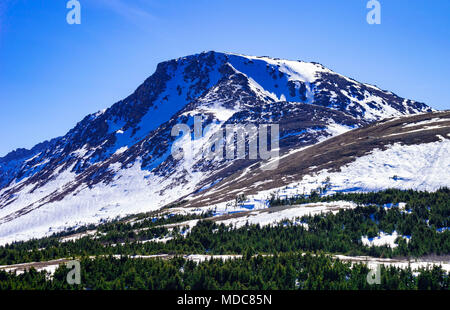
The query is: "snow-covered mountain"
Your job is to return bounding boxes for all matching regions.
[0,51,434,244]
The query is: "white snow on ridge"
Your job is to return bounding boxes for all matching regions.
[0,87,243,246]
[341,90,401,121]
[226,53,329,83]
[215,201,357,229]
[256,138,450,200]
[402,118,446,128]
[0,160,204,246]
[316,139,450,193]
[322,119,356,140]
[247,76,280,102]
[0,163,78,222]
[198,137,450,218]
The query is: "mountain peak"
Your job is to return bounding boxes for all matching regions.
[0,51,435,244]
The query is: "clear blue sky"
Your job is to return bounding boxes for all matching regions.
[0,0,449,156]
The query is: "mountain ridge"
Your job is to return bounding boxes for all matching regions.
[184,110,450,210]
[0,51,432,164]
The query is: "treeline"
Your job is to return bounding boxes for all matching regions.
[271,188,449,229]
[1,206,449,266]
[0,189,448,265]
[0,211,213,265]
[1,253,448,290]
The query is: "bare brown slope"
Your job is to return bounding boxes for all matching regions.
[185,111,450,208]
